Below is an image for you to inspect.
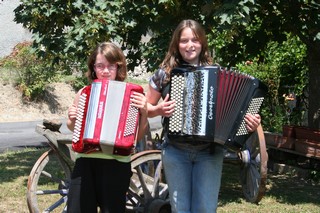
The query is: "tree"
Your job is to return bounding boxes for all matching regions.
[14,0,212,70]
[212,0,320,129]
[14,0,320,129]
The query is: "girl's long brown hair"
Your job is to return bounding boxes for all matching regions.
[160,19,212,82]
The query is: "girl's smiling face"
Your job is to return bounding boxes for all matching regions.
[178,27,202,65]
[94,53,118,80]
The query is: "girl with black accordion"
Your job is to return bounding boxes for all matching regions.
[146,19,261,213]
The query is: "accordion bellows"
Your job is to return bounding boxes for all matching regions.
[167,65,268,151]
[72,79,143,155]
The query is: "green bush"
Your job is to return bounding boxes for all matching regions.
[0,42,87,100]
[236,34,308,132]
[0,42,53,100]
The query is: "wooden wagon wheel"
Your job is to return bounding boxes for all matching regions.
[238,124,268,203]
[27,148,72,213]
[27,125,74,213]
[127,150,170,213]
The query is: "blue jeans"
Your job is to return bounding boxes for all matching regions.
[162,140,224,213]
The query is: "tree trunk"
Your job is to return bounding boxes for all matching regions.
[307,40,320,129]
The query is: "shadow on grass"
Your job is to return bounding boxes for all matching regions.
[1,148,319,209]
[265,171,320,205]
[219,163,245,205]
[0,148,48,184]
[219,163,320,206]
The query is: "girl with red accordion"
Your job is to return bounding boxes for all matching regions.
[66,42,148,213]
[146,19,261,212]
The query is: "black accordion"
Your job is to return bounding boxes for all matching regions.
[167,65,268,151]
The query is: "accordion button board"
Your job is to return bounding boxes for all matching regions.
[167,65,268,151]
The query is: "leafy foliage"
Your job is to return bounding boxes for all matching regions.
[0,42,51,100]
[12,0,320,128]
[13,0,319,69]
[14,0,220,71]
[0,42,81,100]
[236,34,308,131]
[212,0,320,129]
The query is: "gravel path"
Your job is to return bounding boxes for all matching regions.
[0,0,32,58]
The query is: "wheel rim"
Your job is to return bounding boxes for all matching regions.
[27,149,72,212]
[240,125,268,203]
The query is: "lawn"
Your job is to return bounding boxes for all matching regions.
[0,148,319,213]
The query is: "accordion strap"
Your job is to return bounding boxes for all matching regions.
[154,130,164,150]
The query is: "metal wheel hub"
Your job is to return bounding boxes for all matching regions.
[240,149,251,166]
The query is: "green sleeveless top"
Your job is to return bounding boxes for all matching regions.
[75,152,131,163]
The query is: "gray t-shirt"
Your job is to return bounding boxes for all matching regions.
[149,68,169,99]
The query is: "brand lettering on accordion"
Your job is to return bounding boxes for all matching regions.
[72,79,144,155]
[167,65,268,151]
[208,85,215,120]
[98,101,104,119]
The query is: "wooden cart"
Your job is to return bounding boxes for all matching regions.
[26,121,267,213]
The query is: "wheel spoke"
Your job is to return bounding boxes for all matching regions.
[41,170,68,187]
[136,165,153,199]
[248,164,260,197]
[127,187,143,205]
[36,189,68,195]
[152,161,162,198]
[127,150,169,212]
[44,195,68,212]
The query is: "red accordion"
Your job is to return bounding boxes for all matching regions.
[72,79,144,155]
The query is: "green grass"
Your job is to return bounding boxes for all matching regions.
[0,148,44,212]
[219,164,320,212]
[0,148,319,212]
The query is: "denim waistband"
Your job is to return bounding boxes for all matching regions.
[170,141,211,151]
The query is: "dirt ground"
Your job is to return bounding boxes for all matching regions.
[0,81,76,122]
[0,80,150,123]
